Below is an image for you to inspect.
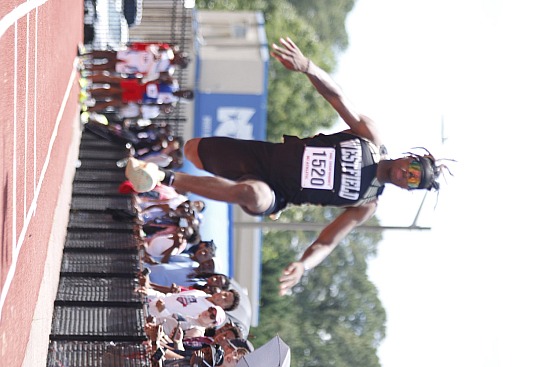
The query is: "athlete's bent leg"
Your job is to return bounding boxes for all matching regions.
[125,158,274,215]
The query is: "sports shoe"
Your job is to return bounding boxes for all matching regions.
[125,158,165,193]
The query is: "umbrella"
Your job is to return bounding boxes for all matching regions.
[236,335,291,367]
[227,278,252,337]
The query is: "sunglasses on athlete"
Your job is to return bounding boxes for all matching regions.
[406,160,423,189]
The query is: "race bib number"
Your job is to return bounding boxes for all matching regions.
[301,147,335,190]
[146,83,159,98]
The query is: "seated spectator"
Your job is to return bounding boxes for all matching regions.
[137,194,196,213]
[117,101,172,119]
[144,236,212,265]
[163,326,222,364]
[141,200,205,235]
[82,112,141,146]
[146,288,240,319]
[139,206,189,234]
[178,200,206,224]
[140,137,183,168]
[156,305,226,339]
[81,111,183,164]
[189,273,230,294]
[212,323,243,345]
[145,322,224,367]
[145,288,236,343]
[186,344,224,367]
[145,273,230,297]
[139,198,196,226]
[144,224,187,242]
[127,122,174,153]
[83,43,189,82]
[88,74,193,110]
[183,241,216,260]
[163,323,252,367]
[144,231,188,262]
[119,182,181,204]
[143,259,216,288]
[227,339,254,353]
[220,345,249,367]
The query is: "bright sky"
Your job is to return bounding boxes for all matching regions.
[331,1,550,366]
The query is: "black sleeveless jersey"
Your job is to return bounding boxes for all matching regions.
[269,132,384,207]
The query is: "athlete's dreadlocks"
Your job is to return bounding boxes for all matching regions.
[405,147,453,191]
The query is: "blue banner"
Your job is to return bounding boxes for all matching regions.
[194,93,267,141]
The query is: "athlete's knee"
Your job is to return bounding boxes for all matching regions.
[184,138,203,169]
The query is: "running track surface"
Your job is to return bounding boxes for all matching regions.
[0,0,82,365]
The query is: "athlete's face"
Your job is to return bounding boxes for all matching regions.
[389,157,421,190]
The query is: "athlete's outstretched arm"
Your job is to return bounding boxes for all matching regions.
[271,37,383,146]
[278,201,378,296]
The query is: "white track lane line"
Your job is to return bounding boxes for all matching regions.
[0,0,83,320]
[0,0,48,39]
[0,59,79,320]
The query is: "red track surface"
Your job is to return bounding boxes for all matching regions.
[0,1,83,365]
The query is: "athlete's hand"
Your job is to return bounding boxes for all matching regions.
[279,261,305,296]
[271,37,309,73]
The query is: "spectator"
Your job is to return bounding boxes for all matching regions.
[156,305,225,338]
[89,75,193,110]
[146,322,224,367]
[83,43,189,82]
[143,259,217,292]
[146,288,239,318]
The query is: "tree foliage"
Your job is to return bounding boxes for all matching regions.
[285,0,357,51]
[251,206,386,367]
[263,1,339,141]
[196,0,340,141]
[196,0,356,51]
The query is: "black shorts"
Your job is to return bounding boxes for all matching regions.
[197,137,288,216]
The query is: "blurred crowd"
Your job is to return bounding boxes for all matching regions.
[78,41,254,367]
[79,41,191,172]
[133,188,253,367]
